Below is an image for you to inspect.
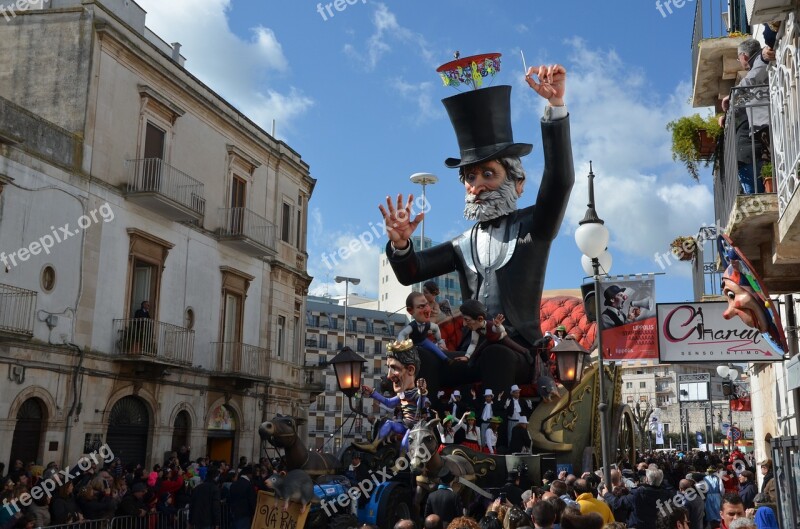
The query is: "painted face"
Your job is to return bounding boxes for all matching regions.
[462,160,522,221]
[386,358,415,393]
[409,296,432,324]
[721,278,769,332]
[720,501,745,526]
[462,314,485,332]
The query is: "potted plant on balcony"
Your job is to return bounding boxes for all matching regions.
[670,235,698,262]
[667,113,724,181]
[760,162,774,193]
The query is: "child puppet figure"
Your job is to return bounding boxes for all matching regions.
[459,299,531,366]
[397,291,451,363]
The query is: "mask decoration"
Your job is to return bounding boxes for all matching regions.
[718,234,787,356]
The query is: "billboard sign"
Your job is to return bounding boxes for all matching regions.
[657,301,785,362]
[598,276,658,361]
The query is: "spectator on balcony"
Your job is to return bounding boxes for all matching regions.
[719,38,770,194]
[134,301,151,319]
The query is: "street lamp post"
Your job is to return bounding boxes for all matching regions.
[574,162,613,490]
[335,275,361,447]
[410,173,437,251]
[717,365,739,441]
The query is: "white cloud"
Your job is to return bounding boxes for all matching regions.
[134,0,312,137]
[307,208,383,298]
[344,3,434,70]
[393,79,442,125]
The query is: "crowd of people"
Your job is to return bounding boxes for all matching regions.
[367,448,779,529]
[0,450,284,529]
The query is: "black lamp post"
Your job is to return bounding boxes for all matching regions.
[328,346,368,418]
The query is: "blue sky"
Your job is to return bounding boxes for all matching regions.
[137,0,716,302]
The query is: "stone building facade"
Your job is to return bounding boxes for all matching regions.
[0,0,321,469]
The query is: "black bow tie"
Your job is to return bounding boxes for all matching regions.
[478,217,504,230]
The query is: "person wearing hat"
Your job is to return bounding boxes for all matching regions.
[461,411,482,452]
[424,467,463,528]
[379,60,574,398]
[449,389,467,419]
[436,412,467,445]
[758,458,776,502]
[475,387,503,446]
[485,416,503,454]
[118,482,150,518]
[505,384,533,447]
[508,416,532,454]
[600,285,639,329]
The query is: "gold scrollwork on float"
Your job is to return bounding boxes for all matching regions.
[447,448,497,477]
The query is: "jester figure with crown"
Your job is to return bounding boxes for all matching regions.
[377,54,575,400]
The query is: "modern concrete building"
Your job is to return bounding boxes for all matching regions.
[303,295,408,452]
[0,0,321,470]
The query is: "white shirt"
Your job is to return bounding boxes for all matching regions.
[485,428,498,454]
[508,398,522,421]
[482,401,494,421]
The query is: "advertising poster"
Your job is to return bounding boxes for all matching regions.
[598,276,658,361]
[657,302,785,362]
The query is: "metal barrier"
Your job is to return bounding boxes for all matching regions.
[211,342,269,378]
[41,503,233,529]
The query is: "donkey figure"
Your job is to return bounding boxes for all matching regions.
[259,414,340,477]
[407,418,475,514]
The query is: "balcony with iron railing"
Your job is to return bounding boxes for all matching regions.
[125,158,206,222]
[0,283,36,338]
[691,0,749,107]
[218,207,277,257]
[112,318,194,365]
[771,13,800,254]
[211,342,269,379]
[710,84,800,291]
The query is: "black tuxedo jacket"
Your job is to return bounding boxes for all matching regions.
[387,116,574,347]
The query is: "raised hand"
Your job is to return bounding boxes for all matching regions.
[525,64,566,106]
[493,314,505,326]
[361,384,373,396]
[378,194,424,250]
[417,378,428,394]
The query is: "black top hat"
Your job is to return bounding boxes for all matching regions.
[603,285,626,306]
[442,85,532,168]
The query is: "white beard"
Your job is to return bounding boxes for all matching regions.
[464,177,519,222]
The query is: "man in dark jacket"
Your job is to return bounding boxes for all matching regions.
[117,482,149,529]
[603,467,672,529]
[379,64,575,398]
[228,466,257,529]
[424,469,463,528]
[189,468,221,529]
[676,479,705,529]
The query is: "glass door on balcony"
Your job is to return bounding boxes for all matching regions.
[142,122,165,191]
[230,176,246,234]
[222,293,242,371]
